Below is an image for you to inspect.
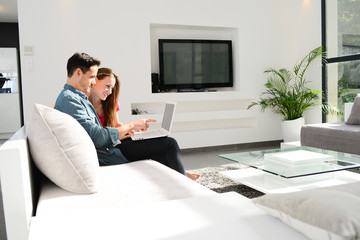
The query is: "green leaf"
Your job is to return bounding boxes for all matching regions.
[248,46,339,120]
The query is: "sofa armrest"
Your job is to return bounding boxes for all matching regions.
[0,127,39,240]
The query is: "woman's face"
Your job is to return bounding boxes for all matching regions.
[92,75,116,101]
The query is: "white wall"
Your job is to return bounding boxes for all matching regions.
[17,0,322,149]
[292,0,323,124]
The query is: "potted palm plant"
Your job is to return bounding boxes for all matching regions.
[248,46,339,142]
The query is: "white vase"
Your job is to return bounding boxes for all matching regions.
[281,117,305,142]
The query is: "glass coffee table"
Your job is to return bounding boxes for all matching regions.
[218,146,360,194]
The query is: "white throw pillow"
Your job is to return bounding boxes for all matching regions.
[27,104,99,194]
[253,188,360,240]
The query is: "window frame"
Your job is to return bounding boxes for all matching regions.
[321,0,360,122]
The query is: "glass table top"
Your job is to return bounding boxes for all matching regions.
[218,146,360,178]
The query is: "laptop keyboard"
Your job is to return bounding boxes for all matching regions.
[134,129,163,138]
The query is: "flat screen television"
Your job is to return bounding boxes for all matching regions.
[158,39,233,91]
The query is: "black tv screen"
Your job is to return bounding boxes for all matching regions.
[158,39,233,91]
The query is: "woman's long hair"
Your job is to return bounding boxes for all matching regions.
[96,68,120,127]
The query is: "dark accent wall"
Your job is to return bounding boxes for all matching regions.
[0,23,19,48]
[0,22,23,126]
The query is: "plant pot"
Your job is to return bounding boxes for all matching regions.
[281,117,305,142]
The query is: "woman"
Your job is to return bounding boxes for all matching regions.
[88,67,121,128]
[88,68,199,180]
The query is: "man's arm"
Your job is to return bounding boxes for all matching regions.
[55,94,118,147]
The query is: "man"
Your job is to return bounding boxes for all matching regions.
[55,52,188,176]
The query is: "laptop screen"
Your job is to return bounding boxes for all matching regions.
[161,103,175,131]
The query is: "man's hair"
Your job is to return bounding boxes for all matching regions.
[67,52,101,77]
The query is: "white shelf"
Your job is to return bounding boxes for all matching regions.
[172,118,256,132]
[130,98,257,133]
[131,97,254,114]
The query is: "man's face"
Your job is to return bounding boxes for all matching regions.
[78,66,98,94]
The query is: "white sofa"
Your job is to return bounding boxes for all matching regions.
[0,126,313,240]
[1,104,360,240]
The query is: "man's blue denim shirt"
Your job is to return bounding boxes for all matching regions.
[55,84,129,165]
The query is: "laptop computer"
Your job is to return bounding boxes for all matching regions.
[131,102,176,141]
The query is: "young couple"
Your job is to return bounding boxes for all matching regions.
[54,52,199,180]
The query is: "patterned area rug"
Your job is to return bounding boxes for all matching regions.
[190,163,264,199]
[191,163,360,199]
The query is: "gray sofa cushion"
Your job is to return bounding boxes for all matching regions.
[346,93,360,125]
[301,122,360,155]
[253,182,360,240]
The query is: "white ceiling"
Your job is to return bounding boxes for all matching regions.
[0,0,18,23]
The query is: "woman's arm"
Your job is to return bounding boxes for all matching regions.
[115,112,123,127]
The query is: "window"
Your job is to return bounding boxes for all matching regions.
[323,0,360,122]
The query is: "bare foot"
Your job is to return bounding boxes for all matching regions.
[186,172,200,181]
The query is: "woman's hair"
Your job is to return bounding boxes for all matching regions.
[96,67,120,127]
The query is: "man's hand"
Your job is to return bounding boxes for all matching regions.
[132,119,156,132]
[116,119,156,140]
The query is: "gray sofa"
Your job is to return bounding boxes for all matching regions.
[301,100,360,155]
[301,122,360,155]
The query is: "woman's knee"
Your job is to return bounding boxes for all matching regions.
[164,137,180,149]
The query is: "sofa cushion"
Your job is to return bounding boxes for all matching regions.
[253,185,360,240]
[300,122,360,155]
[27,104,99,194]
[36,160,215,216]
[346,93,360,125]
